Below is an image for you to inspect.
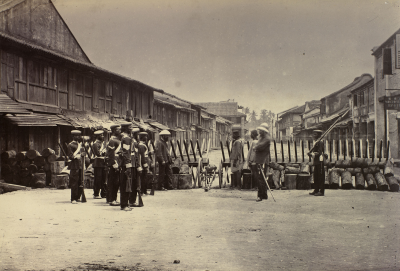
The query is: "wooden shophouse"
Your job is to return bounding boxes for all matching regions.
[0,0,157,170]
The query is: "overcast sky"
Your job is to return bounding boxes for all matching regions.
[52,0,400,115]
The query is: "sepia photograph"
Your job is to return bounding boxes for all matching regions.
[0,0,400,270]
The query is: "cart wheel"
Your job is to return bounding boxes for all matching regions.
[218,161,223,189]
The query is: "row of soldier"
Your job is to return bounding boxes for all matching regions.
[66,122,174,211]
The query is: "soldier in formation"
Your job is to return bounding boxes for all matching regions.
[155,130,173,191]
[92,130,107,199]
[106,124,122,206]
[67,130,84,204]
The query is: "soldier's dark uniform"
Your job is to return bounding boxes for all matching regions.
[309,133,325,196]
[129,128,141,206]
[119,127,133,210]
[67,130,83,203]
[138,133,149,194]
[92,131,107,198]
[155,135,173,190]
[106,132,121,205]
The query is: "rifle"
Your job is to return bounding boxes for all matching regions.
[58,142,69,165]
[80,138,87,203]
[190,140,197,162]
[134,139,143,207]
[170,139,177,160]
[150,140,157,195]
[309,108,350,153]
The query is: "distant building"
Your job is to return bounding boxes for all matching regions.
[197,101,247,138]
[276,105,305,142]
[294,100,321,141]
[371,27,400,159]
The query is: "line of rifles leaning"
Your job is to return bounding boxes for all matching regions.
[64,122,173,211]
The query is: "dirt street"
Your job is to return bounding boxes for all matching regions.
[1,183,399,271]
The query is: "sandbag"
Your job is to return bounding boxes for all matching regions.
[365,174,377,190]
[385,176,399,192]
[285,166,300,174]
[374,172,389,191]
[341,171,353,189]
[329,169,340,189]
[355,173,365,190]
[383,160,394,177]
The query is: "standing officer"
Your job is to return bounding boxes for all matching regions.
[119,122,134,211]
[92,130,107,199]
[253,123,271,202]
[138,132,150,195]
[106,124,121,206]
[247,129,258,189]
[230,130,243,189]
[155,130,173,191]
[67,130,83,204]
[308,130,325,197]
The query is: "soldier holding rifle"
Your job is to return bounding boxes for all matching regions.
[308,130,325,197]
[155,130,173,191]
[119,122,134,211]
[253,123,271,202]
[106,124,122,206]
[128,127,142,207]
[92,130,107,199]
[67,130,84,204]
[138,132,150,195]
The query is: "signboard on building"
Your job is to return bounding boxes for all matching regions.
[384,95,400,110]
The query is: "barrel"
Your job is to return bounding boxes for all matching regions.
[34,156,46,167]
[296,174,310,190]
[20,159,31,169]
[26,150,41,160]
[284,174,297,190]
[242,173,252,189]
[46,154,57,163]
[32,172,46,188]
[1,150,17,161]
[41,148,55,158]
[16,151,27,161]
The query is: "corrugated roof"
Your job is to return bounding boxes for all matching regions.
[5,112,71,126]
[0,94,31,114]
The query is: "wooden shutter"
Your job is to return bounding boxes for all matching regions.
[383,48,392,75]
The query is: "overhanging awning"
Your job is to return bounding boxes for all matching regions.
[5,113,71,126]
[320,107,349,124]
[0,94,30,115]
[146,121,170,131]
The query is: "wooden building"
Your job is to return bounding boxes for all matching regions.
[0,0,157,169]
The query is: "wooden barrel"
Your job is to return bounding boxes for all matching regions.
[296,174,310,190]
[16,151,27,161]
[28,164,38,173]
[20,159,31,169]
[1,164,12,175]
[32,172,46,188]
[329,170,340,189]
[341,171,353,189]
[178,174,192,189]
[51,174,69,189]
[242,173,252,189]
[41,148,55,158]
[355,173,365,190]
[374,172,389,191]
[46,154,57,163]
[365,174,377,190]
[1,150,17,161]
[26,150,41,160]
[34,156,46,167]
[386,176,399,192]
[284,174,297,190]
[300,163,310,174]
